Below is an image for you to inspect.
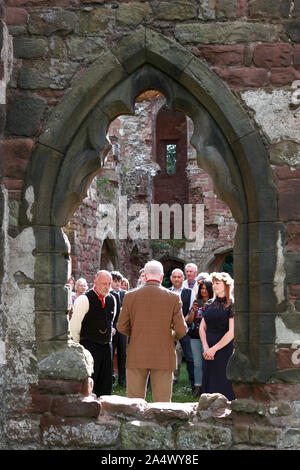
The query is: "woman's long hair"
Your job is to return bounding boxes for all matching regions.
[197,280,213,302]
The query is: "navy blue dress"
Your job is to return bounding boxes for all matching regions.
[201,296,235,401]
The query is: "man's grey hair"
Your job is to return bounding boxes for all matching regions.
[144,260,164,277]
[185,263,198,272]
[96,270,112,279]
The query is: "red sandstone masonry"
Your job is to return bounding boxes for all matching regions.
[200,45,245,67]
[270,67,300,85]
[294,45,300,70]
[285,223,300,252]
[1,139,34,179]
[253,43,292,68]
[3,7,28,25]
[214,67,268,88]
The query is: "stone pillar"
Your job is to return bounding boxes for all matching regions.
[34,225,72,361]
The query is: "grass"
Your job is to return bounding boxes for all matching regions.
[112,361,199,403]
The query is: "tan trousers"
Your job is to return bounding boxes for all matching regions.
[126,368,173,402]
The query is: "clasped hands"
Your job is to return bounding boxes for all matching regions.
[203,346,216,360]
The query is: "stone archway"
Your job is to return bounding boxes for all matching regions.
[21,27,284,397]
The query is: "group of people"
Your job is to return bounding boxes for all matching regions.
[68,260,235,402]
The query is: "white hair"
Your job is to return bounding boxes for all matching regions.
[75,278,88,289]
[185,263,198,272]
[171,268,184,277]
[144,260,164,277]
[196,272,210,281]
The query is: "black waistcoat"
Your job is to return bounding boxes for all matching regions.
[181,288,192,316]
[80,289,115,345]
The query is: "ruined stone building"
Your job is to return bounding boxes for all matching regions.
[0,0,300,450]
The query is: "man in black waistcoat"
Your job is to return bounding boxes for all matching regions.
[170,268,196,392]
[70,270,116,397]
[110,271,127,387]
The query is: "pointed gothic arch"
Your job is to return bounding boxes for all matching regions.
[21,27,285,391]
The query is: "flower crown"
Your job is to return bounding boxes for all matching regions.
[210,272,234,287]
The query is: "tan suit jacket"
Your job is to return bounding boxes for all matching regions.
[117,281,188,371]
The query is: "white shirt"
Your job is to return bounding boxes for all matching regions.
[170,285,196,311]
[70,291,116,343]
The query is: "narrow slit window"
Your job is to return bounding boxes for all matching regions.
[166,143,177,175]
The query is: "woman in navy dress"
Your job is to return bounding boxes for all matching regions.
[199,272,235,401]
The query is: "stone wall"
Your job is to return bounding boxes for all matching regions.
[20,378,300,450]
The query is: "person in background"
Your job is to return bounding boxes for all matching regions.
[110,271,127,387]
[196,272,210,286]
[183,263,198,296]
[136,268,146,288]
[121,277,130,291]
[170,268,196,393]
[185,279,213,398]
[117,260,187,402]
[70,270,116,397]
[199,272,235,401]
[72,277,88,304]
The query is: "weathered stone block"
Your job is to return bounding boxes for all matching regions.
[250,425,281,447]
[155,1,197,20]
[5,418,40,445]
[116,3,152,27]
[231,399,266,416]
[32,379,83,395]
[66,37,104,60]
[270,67,300,85]
[6,94,46,137]
[216,0,237,18]
[278,428,300,449]
[99,395,148,420]
[283,20,300,42]
[200,45,245,66]
[176,422,232,450]
[37,341,93,381]
[284,253,300,284]
[278,179,300,221]
[253,43,292,68]
[1,138,33,179]
[13,37,47,59]
[121,420,174,450]
[51,395,101,418]
[145,402,198,421]
[29,393,52,414]
[216,66,268,88]
[248,0,291,18]
[198,0,216,20]
[42,416,120,448]
[175,21,286,44]
[34,226,70,254]
[28,11,77,36]
[4,7,28,26]
[232,424,250,444]
[35,252,70,284]
[35,311,69,342]
[35,284,68,311]
[78,6,115,34]
[293,0,300,17]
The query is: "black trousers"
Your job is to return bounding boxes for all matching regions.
[179,334,195,389]
[112,331,127,385]
[80,339,113,397]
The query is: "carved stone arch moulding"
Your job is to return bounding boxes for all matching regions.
[21,27,284,390]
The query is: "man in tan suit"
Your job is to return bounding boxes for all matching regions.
[117,260,188,402]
